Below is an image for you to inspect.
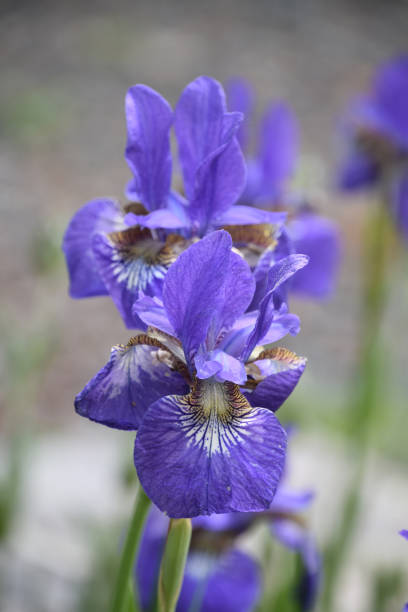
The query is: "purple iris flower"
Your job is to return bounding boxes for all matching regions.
[136,506,261,612]
[135,435,320,612]
[75,231,308,518]
[226,77,340,299]
[62,76,285,328]
[338,56,408,242]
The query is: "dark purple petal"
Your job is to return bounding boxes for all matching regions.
[175,75,229,200]
[392,171,408,242]
[189,136,246,234]
[257,102,298,201]
[75,340,188,430]
[163,231,232,364]
[215,206,286,226]
[374,56,408,150]
[92,228,171,328]
[192,512,251,532]
[175,76,246,232]
[245,348,306,413]
[213,250,255,335]
[177,549,261,612]
[125,85,173,210]
[62,198,124,298]
[134,381,287,518]
[289,213,340,298]
[225,77,254,151]
[337,146,379,191]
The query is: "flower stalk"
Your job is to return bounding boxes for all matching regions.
[110,484,151,612]
[158,518,192,612]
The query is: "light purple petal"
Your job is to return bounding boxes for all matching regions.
[134,381,287,518]
[225,77,254,151]
[245,349,306,413]
[257,102,298,201]
[240,254,308,363]
[62,198,124,298]
[133,295,175,335]
[163,231,232,364]
[92,229,168,328]
[289,213,340,298]
[215,206,286,226]
[259,312,301,344]
[124,208,189,229]
[392,171,408,242]
[75,341,188,430]
[125,85,173,210]
[270,487,314,514]
[267,253,310,294]
[178,549,261,612]
[210,350,247,385]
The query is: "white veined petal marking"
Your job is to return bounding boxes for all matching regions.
[178,380,253,457]
[108,227,185,292]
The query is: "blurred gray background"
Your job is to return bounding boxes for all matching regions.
[1,1,408,611]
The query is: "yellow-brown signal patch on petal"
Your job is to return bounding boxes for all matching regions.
[244,347,307,412]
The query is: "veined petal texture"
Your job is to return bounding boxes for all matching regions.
[134,379,287,518]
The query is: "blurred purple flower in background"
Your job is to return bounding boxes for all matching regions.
[338,56,408,241]
[136,435,320,612]
[75,231,308,518]
[62,76,284,328]
[226,77,340,300]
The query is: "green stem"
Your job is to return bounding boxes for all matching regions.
[322,198,393,611]
[158,518,192,612]
[110,485,151,612]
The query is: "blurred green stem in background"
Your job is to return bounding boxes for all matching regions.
[322,197,394,611]
[109,484,151,612]
[158,518,192,612]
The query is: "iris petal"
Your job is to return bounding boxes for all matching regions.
[134,380,287,517]
[75,337,189,430]
[245,348,306,413]
[92,227,185,328]
[163,231,232,366]
[125,84,173,210]
[178,549,261,612]
[62,198,124,298]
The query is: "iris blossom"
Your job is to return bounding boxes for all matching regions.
[75,231,308,518]
[135,437,320,612]
[226,78,340,298]
[62,76,285,327]
[338,56,408,242]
